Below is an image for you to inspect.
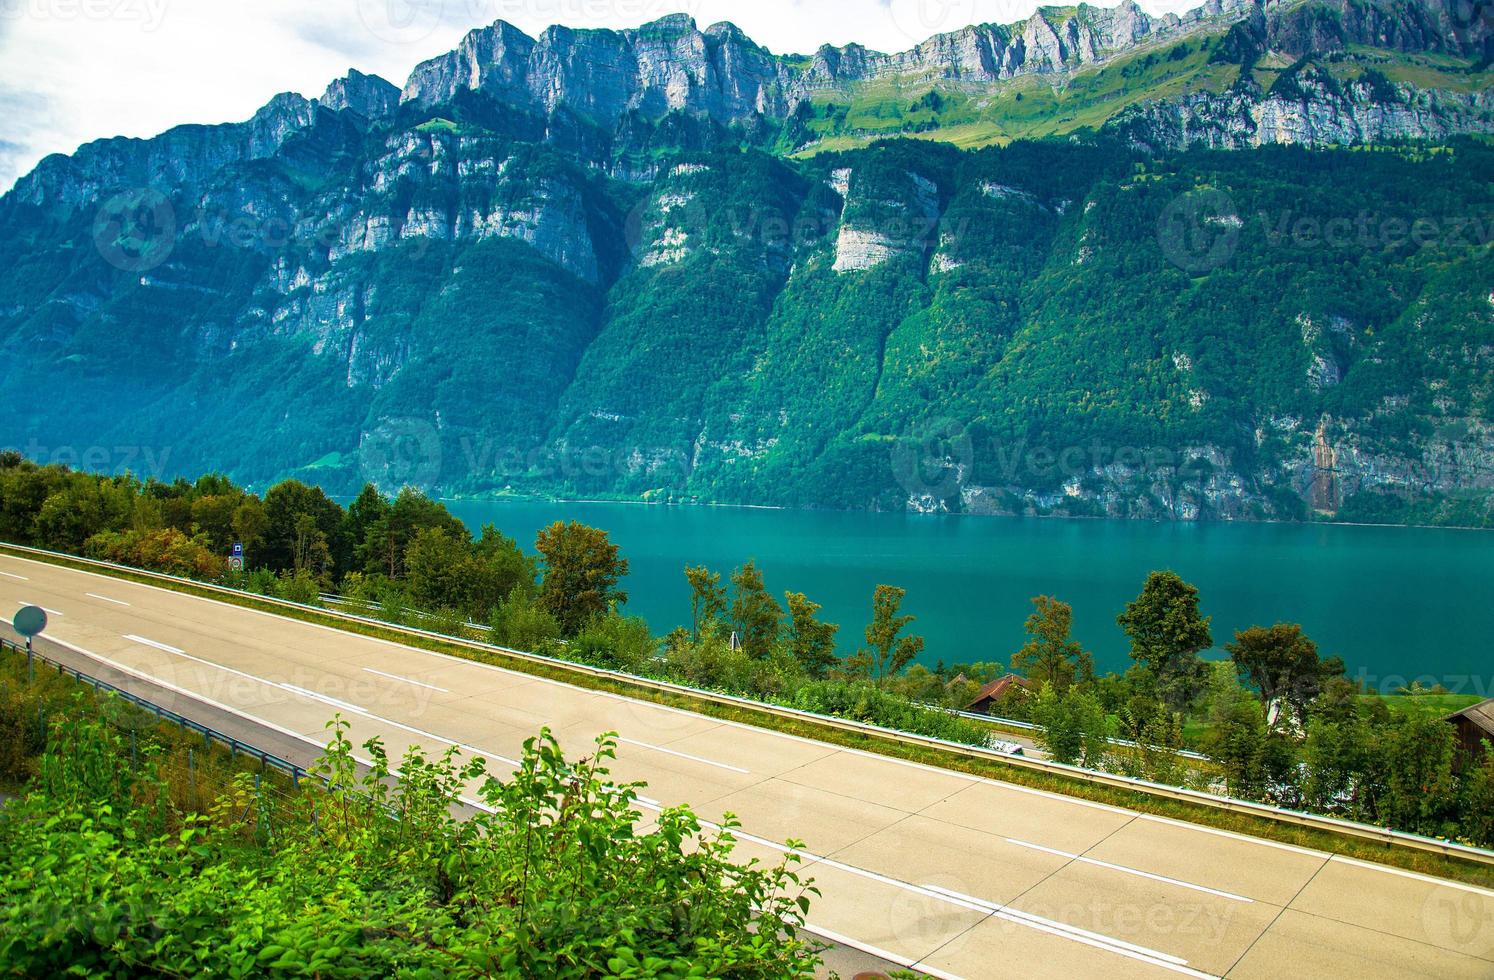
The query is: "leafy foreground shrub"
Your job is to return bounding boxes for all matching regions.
[0,716,821,978]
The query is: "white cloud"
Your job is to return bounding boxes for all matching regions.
[0,0,1207,191]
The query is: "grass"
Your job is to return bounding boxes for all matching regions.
[790,36,1490,160]
[5,542,1494,890]
[793,33,1239,158]
[1364,692,1485,722]
[0,645,301,815]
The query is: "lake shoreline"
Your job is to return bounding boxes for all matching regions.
[441,497,1494,683]
[432,492,1493,534]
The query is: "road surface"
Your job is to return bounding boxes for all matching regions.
[2,553,1492,979]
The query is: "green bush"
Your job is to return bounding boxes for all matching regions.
[0,716,822,977]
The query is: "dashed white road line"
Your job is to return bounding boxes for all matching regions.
[923,884,1217,979]
[282,684,367,716]
[618,736,750,774]
[1004,838,1254,903]
[86,593,130,606]
[0,571,28,580]
[363,667,449,693]
[124,634,185,655]
[16,602,62,616]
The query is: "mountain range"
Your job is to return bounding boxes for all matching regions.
[0,0,1490,526]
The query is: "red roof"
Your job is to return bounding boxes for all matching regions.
[965,674,1030,711]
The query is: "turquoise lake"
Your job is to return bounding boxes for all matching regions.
[442,499,1494,696]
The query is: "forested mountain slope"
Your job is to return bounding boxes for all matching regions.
[0,0,1490,525]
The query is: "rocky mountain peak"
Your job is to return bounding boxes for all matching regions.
[319,69,399,120]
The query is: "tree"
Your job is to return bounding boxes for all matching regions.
[784,591,839,679]
[850,585,924,686]
[729,561,782,659]
[1201,662,1270,799]
[1463,745,1494,848]
[685,564,727,642]
[1379,717,1458,836]
[360,488,466,580]
[405,527,475,614]
[1227,623,1345,730]
[290,513,333,581]
[1010,595,1093,693]
[1116,571,1213,711]
[232,495,269,561]
[1302,712,1373,817]
[469,525,535,620]
[535,521,629,636]
[344,484,391,571]
[1032,683,1111,768]
[260,480,345,576]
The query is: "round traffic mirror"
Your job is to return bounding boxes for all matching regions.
[13,605,47,639]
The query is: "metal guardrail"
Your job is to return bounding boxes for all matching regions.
[1,633,316,788]
[954,709,1212,761]
[5,540,1494,868]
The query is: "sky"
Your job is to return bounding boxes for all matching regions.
[0,0,1202,192]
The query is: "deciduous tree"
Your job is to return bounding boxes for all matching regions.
[1117,571,1213,711]
[535,521,629,636]
[1227,623,1345,729]
[685,564,727,642]
[1010,595,1093,694]
[729,560,782,659]
[851,585,924,686]
[784,591,839,679]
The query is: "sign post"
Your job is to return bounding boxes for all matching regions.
[13,605,47,683]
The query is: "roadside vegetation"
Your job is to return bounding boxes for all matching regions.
[0,653,821,977]
[3,453,1493,857]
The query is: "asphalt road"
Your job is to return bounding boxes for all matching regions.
[2,553,1492,979]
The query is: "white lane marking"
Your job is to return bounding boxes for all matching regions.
[16,602,62,616]
[799,923,968,980]
[86,593,130,606]
[923,885,1215,978]
[1134,813,1325,859]
[363,667,449,693]
[1004,838,1253,903]
[617,736,750,774]
[282,684,367,716]
[625,797,1210,977]
[50,633,524,777]
[1329,855,1494,898]
[18,553,1485,901]
[0,571,28,580]
[125,634,185,655]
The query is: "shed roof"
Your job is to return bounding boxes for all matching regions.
[1447,699,1494,735]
